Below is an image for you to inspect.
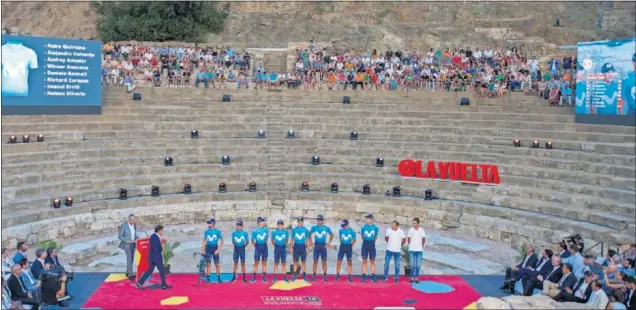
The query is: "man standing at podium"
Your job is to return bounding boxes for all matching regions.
[135,225,171,290]
[118,214,139,279]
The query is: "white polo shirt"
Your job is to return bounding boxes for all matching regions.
[385,228,406,252]
[407,227,426,252]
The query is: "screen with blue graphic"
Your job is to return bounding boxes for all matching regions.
[575,38,636,116]
[1,35,102,113]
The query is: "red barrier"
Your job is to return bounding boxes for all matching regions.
[397,159,500,184]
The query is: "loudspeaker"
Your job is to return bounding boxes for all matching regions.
[133,92,142,100]
[460,98,470,106]
[343,96,351,104]
[222,94,231,102]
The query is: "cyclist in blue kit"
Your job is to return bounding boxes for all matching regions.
[598,63,619,115]
[250,217,269,283]
[622,53,636,115]
[271,219,289,282]
[336,219,356,282]
[360,214,380,283]
[291,216,311,281]
[231,220,249,283]
[200,218,223,283]
[309,215,334,282]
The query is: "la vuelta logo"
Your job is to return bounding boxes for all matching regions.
[397,159,501,185]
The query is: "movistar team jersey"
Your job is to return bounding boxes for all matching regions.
[292,226,310,245]
[204,228,223,246]
[1,42,38,97]
[310,225,333,244]
[271,229,289,246]
[339,228,355,245]
[598,81,619,115]
[623,72,636,114]
[251,227,269,245]
[232,230,249,247]
[360,224,379,242]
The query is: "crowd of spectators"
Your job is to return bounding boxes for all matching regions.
[100,41,576,105]
[499,242,636,309]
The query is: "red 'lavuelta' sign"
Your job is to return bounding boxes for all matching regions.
[397,159,500,185]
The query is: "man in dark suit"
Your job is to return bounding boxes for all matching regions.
[7,265,39,310]
[44,248,65,273]
[30,248,47,280]
[543,263,577,297]
[118,214,139,279]
[625,276,635,310]
[518,249,554,289]
[500,245,538,293]
[557,242,570,259]
[135,225,171,290]
[553,270,594,303]
[523,255,563,296]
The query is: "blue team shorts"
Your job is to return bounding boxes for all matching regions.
[293,244,307,262]
[205,245,220,263]
[274,245,287,263]
[254,244,268,261]
[233,246,246,263]
[361,241,376,260]
[313,243,327,261]
[337,244,353,261]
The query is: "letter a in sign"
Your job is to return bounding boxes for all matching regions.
[423,161,436,179]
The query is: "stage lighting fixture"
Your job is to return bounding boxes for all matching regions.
[258,130,266,138]
[222,155,231,165]
[301,181,309,192]
[165,157,173,166]
[312,155,320,165]
[513,139,521,147]
[362,184,371,195]
[191,130,199,139]
[331,183,339,193]
[184,183,192,194]
[52,198,61,209]
[532,140,539,148]
[8,136,17,144]
[65,197,73,207]
[37,134,44,142]
[151,186,160,197]
[546,141,553,149]
[385,190,391,197]
[424,189,433,200]
[248,182,257,192]
[350,131,358,140]
[376,157,384,167]
[22,135,30,143]
[219,183,227,193]
[392,186,401,197]
[119,188,128,200]
[287,130,296,139]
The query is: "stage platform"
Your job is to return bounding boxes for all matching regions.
[65,273,508,309]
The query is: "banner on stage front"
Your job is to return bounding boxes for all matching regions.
[135,238,150,282]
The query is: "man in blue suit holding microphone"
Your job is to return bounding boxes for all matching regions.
[135,225,172,290]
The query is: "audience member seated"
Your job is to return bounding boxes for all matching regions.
[604,250,621,267]
[12,242,28,264]
[624,277,635,310]
[44,248,65,273]
[564,245,585,279]
[556,243,570,259]
[587,280,609,309]
[543,263,577,298]
[2,249,12,280]
[7,265,39,310]
[500,245,538,293]
[553,270,594,303]
[40,266,68,307]
[625,245,636,262]
[17,259,41,298]
[603,267,628,296]
[559,83,572,106]
[518,249,555,291]
[29,249,47,280]
[523,255,564,296]
[619,259,635,278]
[123,73,136,93]
[609,290,627,310]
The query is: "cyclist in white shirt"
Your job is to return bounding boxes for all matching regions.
[384,221,406,283]
[407,217,426,284]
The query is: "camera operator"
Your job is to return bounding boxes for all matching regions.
[40,264,69,307]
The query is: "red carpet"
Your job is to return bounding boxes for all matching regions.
[83,274,480,309]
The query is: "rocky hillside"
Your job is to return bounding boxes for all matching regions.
[2,1,634,55]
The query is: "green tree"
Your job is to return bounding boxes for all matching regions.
[93,1,227,42]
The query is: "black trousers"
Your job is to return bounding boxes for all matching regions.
[504,267,520,282]
[553,291,585,303]
[138,259,167,286]
[17,297,40,310]
[524,278,545,296]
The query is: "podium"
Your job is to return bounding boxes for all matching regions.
[135,237,166,282]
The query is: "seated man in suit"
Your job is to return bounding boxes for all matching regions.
[553,270,594,303]
[556,242,570,260]
[500,245,538,293]
[587,280,609,309]
[518,249,554,290]
[623,276,635,310]
[7,265,39,310]
[544,263,578,297]
[17,259,41,296]
[30,249,47,280]
[44,248,65,273]
[523,255,564,296]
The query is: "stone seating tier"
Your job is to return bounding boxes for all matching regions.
[1,88,634,252]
